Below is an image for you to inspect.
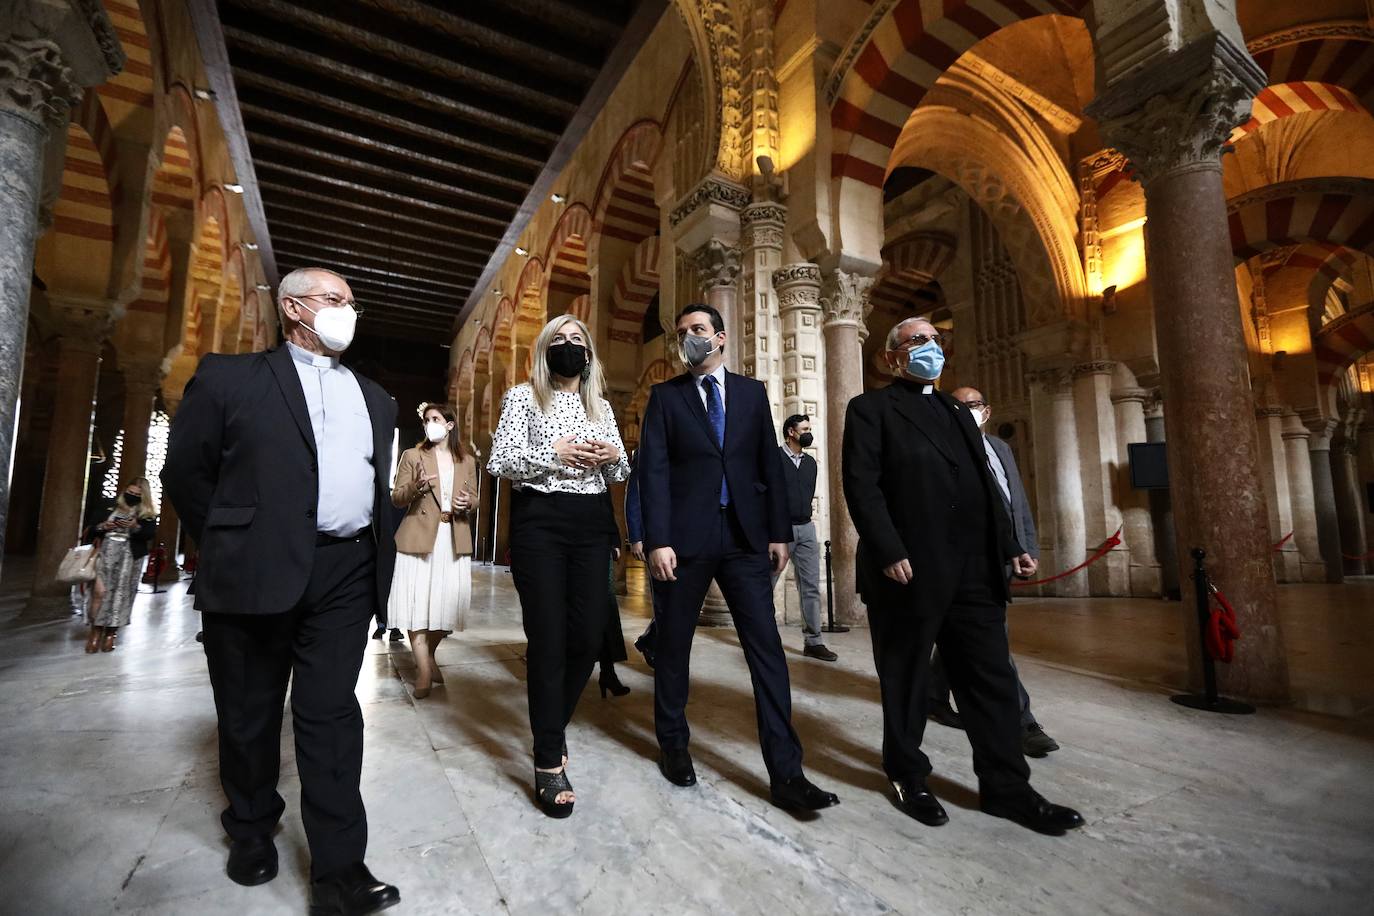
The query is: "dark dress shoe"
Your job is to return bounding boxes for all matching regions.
[891,779,948,826]
[226,835,278,887]
[803,644,838,662]
[981,789,1085,836]
[927,700,963,730]
[388,628,403,642]
[770,774,839,811]
[634,633,656,669]
[309,862,400,916]
[371,626,384,640]
[1022,723,1060,757]
[659,748,696,786]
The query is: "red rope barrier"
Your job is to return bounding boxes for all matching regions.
[1012,528,1123,587]
[1205,585,1241,663]
[1271,531,1293,551]
[1341,549,1374,561]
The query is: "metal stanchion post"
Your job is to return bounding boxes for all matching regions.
[822,539,849,634]
[1170,548,1254,714]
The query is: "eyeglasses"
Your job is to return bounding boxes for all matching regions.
[961,400,987,410]
[295,292,363,315]
[892,331,950,351]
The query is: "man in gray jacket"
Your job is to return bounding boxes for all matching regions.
[927,386,1059,758]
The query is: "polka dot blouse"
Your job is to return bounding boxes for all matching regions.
[487,383,631,494]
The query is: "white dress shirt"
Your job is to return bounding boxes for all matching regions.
[286,342,375,536]
[694,364,728,412]
[784,444,805,468]
[488,383,630,494]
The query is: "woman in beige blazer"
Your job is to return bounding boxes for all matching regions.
[387,402,480,697]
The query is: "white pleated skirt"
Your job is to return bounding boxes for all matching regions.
[386,524,472,633]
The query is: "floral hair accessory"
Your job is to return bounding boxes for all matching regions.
[416,401,433,420]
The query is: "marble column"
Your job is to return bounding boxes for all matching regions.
[117,362,161,486]
[1280,414,1326,582]
[27,300,114,614]
[774,263,826,623]
[1144,399,1180,598]
[1110,379,1162,595]
[1332,423,1367,576]
[1303,415,1343,583]
[0,38,81,581]
[1072,361,1127,595]
[1254,407,1300,582]
[1031,370,1088,597]
[154,392,183,579]
[820,269,874,625]
[1090,34,1287,702]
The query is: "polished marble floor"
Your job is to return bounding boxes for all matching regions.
[0,560,1371,915]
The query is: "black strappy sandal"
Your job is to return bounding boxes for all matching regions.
[535,768,575,819]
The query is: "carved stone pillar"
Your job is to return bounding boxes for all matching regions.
[670,174,749,335]
[1331,417,1367,576]
[1254,406,1300,582]
[1071,360,1127,595]
[740,203,786,401]
[1110,382,1161,595]
[1302,414,1343,584]
[1280,414,1326,582]
[27,298,116,613]
[0,37,82,580]
[1028,369,1088,597]
[820,269,873,625]
[118,361,161,486]
[1089,32,1286,702]
[690,240,742,341]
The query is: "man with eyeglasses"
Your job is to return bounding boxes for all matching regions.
[841,316,1083,836]
[163,266,401,914]
[925,387,1060,760]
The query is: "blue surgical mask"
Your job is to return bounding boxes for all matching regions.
[905,340,945,380]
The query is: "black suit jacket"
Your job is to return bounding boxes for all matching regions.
[161,345,398,615]
[638,369,790,557]
[842,382,1023,614]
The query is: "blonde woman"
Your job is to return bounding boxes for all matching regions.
[86,478,157,653]
[489,314,629,818]
[388,402,479,698]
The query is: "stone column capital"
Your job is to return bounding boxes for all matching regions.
[1086,32,1265,187]
[1298,410,1338,448]
[819,269,874,329]
[690,239,742,292]
[1071,360,1116,379]
[671,173,749,255]
[1110,386,1150,406]
[1028,367,1071,395]
[740,202,787,252]
[47,295,117,353]
[0,38,80,129]
[121,358,164,391]
[1255,406,1285,419]
[772,263,822,313]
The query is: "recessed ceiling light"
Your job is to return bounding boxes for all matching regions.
[515,247,528,256]
[225,183,244,194]
[550,193,565,204]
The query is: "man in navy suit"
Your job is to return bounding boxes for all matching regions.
[636,304,838,812]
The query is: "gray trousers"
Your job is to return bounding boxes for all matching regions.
[771,521,823,647]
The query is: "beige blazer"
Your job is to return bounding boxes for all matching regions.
[391,447,480,557]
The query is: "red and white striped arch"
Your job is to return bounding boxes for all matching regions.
[544,204,593,311]
[622,358,675,448]
[608,236,661,345]
[1315,303,1374,385]
[829,0,1088,189]
[1251,34,1374,107]
[1232,81,1367,141]
[591,120,663,250]
[128,210,170,318]
[869,231,957,313]
[513,256,546,349]
[473,325,493,377]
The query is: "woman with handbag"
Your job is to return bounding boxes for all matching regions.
[86,478,157,653]
[387,402,479,698]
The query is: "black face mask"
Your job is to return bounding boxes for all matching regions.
[124,493,142,506]
[546,342,588,379]
[797,432,814,449]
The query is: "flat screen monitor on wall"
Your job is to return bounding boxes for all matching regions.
[1128,442,1169,490]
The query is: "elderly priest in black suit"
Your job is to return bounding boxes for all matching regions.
[841,315,1083,835]
[163,266,401,915]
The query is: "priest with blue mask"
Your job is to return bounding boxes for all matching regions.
[841,315,1084,837]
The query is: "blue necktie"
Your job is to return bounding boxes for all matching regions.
[702,375,730,507]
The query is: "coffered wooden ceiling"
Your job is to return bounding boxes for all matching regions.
[201,0,663,344]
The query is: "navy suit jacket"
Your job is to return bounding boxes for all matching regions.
[625,457,644,544]
[637,369,790,557]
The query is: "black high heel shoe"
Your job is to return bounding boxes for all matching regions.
[598,667,630,698]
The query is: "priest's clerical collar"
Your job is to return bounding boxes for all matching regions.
[287,340,339,369]
[895,376,936,395]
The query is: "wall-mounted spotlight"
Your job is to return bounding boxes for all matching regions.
[550,193,566,204]
[255,283,270,291]
[242,242,259,251]
[515,247,528,256]
[1273,350,1288,370]
[193,87,216,101]
[493,289,502,297]
[1101,284,1118,315]
[225,183,244,194]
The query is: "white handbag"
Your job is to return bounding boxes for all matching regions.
[56,544,99,584]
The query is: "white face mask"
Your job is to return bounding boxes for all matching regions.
[973,408,990,429]
[424,421,448,443]
[296,299,357,352]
